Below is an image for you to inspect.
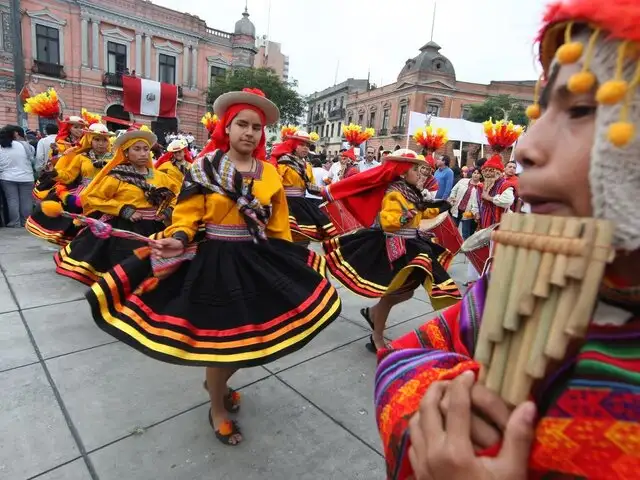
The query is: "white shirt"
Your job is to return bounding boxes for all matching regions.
[307,167,330,199]
[35,134,56,172]
[358,159,380,172]
[186,134,195,145]
[0,141,35,182]
[328,162,342,181]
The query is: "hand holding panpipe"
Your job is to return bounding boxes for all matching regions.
[474,213,615,405]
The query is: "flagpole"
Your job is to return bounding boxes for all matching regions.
[430,1,437,41]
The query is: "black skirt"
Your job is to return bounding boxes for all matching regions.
[323,228,461,310]
[86,237,342,368]
[55,216,165,285]
[25,192,84,246]
[287,196,336,242]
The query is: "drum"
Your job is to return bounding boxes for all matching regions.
[460,224,498,275]
[419,212,464,255]
[320,200,361,235]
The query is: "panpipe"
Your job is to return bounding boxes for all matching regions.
[474,213,616,406]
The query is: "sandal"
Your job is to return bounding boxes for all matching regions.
[360,307,375,331]
[365,334,388,354]
[202,381,241,413]
[208,409,242,446]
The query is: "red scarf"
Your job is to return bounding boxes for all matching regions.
[324,161,413,228]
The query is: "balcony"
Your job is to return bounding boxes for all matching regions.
[102,72,124,88]
[379,128,389,136]
[31,60,66,79]
[312,113,326,124]
[391,126,405,136]
[328,107,345,120]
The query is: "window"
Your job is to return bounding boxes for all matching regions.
[337,122,342,137]
[399,105,407,128]
[348,115,353,124]
[368,111,376,128]
[321,125,325,137]
[322,102,326,112]
[382,109,390,130]
[35,24,60,64]
[358,113,364,125]
[159,54,176,84]
[333,98,337,107]
[210,66,226,84]
[426,103,440,116]
[461,106,471,120]
[107,41,127,74]
[340,97,344,108]
[330,123,335,138]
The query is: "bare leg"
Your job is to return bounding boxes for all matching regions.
[369,290,414,349]
[206,367,242,444]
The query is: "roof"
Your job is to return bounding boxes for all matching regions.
[234,7,255,37]
[398,41,456,79]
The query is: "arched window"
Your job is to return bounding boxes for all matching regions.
[105,104,131,132]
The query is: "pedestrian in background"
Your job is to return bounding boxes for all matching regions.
[0,126,36,227]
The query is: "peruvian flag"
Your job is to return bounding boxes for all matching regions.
[122,76,178,118]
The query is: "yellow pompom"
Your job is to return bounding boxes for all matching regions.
[40,200,64,218]
[556,42,583,64]
[596,80,628,105]
[608,122,635,147]
[567,71,596,94]
[526,104,541,120]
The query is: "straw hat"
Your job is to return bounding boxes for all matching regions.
[384,148,427,165]
[81,123,115,137]
[167,138,188,152]
[284,130,315,143]
[63,115,88,126]
[113,129,157,150]
[213,88,280,126]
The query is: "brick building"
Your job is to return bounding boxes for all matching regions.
[311,40,535,165]
[254,36,289,81]
[0,0,268,145]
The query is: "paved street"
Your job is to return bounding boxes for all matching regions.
[0,228,467,480]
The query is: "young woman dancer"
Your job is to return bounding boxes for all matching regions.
[322,149,461,352]
[154,137,193,190]
[85,89,342,445]
[54,127,178,285]
[374,1,640,478]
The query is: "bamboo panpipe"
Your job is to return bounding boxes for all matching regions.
[474,214,616,406]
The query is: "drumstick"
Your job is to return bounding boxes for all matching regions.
[518,215,552,316]
[503,214,536,331]
[474,213,515,365]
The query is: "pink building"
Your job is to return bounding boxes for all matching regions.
[0,0,260,145]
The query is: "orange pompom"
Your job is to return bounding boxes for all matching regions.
[526,104,541,120]
[567,71,596,94]
[596,80,628,105]
[40,200,64,218]
[608,122,635,147]
[555,42,583,65]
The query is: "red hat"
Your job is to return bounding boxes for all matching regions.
[481,154,504,172]
[341,147,356,162]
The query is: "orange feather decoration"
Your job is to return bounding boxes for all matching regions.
[342,124,375,147]
[23,88,61,119]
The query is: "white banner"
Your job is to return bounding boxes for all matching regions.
[408,112,490,145]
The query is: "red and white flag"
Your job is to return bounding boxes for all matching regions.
[122,76,178,118]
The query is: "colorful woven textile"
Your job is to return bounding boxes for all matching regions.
[375,276,640,479]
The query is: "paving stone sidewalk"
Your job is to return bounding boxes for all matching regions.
[0,228,468,480]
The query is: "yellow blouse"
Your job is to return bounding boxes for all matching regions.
[165,161,292,242]
[55,152,109,185]
[379,191,440,232]
[82,169,178,217]
[276,158,315,189]
[157,162,186,191]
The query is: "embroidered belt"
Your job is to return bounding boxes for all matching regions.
[384,228,417,263]
[136,208,161,220]
[71,177,93,195]
[389,228,418,239]
[284,187,306,197]
[205,223,253,242]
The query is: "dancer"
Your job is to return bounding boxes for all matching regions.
[328,148,359,182]
[449,167,482,239]
[322,149,461,352]
[503,160,522,212]
[54,127,177,285]
[154,138,193,189]
[374,1,640,478]
[85,89,342,445]
[26,123,115,245]
[469,155,516,230]
[419,155,439,200]
[275,130,336,242]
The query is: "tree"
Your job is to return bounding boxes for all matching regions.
[467,94,529,126]
[206,67,304,125]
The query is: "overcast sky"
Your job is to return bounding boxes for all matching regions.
[152,0,547,96]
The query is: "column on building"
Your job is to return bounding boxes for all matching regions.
[135,33,143,75]
[81,18,89,67]
[144,35,152,79]
[91,20,100,69]
[182,44,190,86]
[191,47,198,88]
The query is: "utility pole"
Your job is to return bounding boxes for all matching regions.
[10,0,27,127]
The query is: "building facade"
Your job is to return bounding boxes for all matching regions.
[254,36,289,81]
[305,78,369,157]
[346,41,535,164]
[0,0,267,145]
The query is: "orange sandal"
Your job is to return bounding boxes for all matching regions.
[208,409,242,446]
[202,381,241,413]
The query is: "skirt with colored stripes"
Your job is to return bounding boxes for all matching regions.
[322,228,461,310]
[287,196,337,242]
[25,193,85,247]
[85,236,342,368]
[55,215,165,285]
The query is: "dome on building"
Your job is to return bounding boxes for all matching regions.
[234,7,256,37]
[398,41,456,79]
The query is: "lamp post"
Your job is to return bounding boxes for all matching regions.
[10,0,27,127]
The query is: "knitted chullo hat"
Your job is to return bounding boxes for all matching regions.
[530,0,640,251]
